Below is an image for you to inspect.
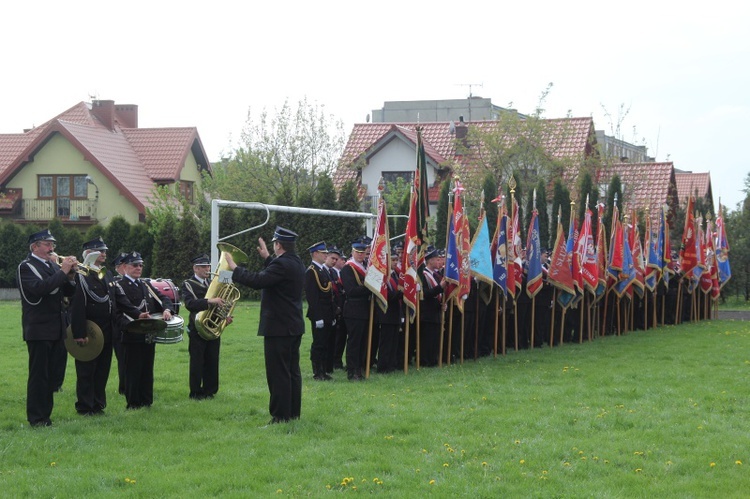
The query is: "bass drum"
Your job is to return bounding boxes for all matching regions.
[150,313,185,344]
[143,278,181,315]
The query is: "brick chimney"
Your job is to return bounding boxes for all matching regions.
[115,104,139,128]
[91,100,115,131]
[455,115,469,146]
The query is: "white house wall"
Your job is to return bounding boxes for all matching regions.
[360,137,437,197]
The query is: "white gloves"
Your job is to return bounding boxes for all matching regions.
[315,320,324,329]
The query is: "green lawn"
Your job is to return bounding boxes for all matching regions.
[1,301,748,497]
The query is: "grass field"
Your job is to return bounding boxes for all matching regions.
[1,301,748,497]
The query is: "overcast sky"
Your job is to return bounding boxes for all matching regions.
[2,1,748,211]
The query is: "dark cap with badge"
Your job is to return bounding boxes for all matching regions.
[82,236,108,252]
[351,236,370,253]
[307,241,327,254]
[122,251,144,265]
[424,245,439,261]
[271,226,298,242]
[327,245,342,257]
[112,252,129,267]
[191,254,211,266]
[28,229,56,245]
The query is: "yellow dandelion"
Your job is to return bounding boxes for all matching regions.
[593,456,599,461]
[542,470,548,475]
[736,460,743,465]
[564,462,571,466]
[352,486,357,491]
[482,462,488,467]
[415,468,421,473]
[710,462,716,468]
[443,463,449,468]
[373,477,379,483]
[519,459,525,464]
[635,468,642,473]
[384,435,393,440]
[130,480,136,485]
[429,479,436,485]
[361,478,367,483]
[326,484,332,489]
[448,448,455,453]
[276,489,283,494]
[581,457,587,461]
[482,396,487,401]
[125,478,131,483]
[578,450,584,455]
[422,449,427,453]
[50,462,56,467]
[604,460,610,464]
[514,440,521,445]
[666,460,673,466]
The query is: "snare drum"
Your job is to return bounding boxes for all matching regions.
[150,313,185,344]
[143,278,181,315]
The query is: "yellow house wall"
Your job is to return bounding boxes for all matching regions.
[7,134,141,224]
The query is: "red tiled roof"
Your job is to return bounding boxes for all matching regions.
[674,172,711,203]
[123,128,199,180]
[0,101,211,214]
[597,162,677,216]
[333,118,595,194]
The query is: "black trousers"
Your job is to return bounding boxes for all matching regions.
[377,323,399,373]
[113,333,126,394]
[264,335,302,421]
[419,321,440,367]
[188,332,221,398]
[344,316,368,375]
[332,318,348,368]
[26,339,65,425]
[309,321,331,364]
[123,342,155,408]
[75,342,113,414]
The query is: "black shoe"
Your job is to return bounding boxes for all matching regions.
[30,419,52,427]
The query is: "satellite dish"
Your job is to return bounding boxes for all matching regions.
[449,121,456,134]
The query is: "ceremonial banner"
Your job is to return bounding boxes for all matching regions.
[491,200,508,295]
[365,197,390,313]
[548,209,576,308]
[526,210,543,298]
[401,190,419,321]
[679,196,698,277]
[716,203,731,288]
[578,207,598,294]
[595,203,608,299]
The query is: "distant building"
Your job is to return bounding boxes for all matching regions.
[371,97,526,124]
[0,99,211,226]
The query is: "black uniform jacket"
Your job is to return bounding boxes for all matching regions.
[116,276,174,343]
[304,262,335,325]
[181,277,210,334]
[17,255,76,341]
[340,261,371,319]
[375,272,403,325]
[232,252,306,337]
[419,268,443,324]
[70,270,141,343]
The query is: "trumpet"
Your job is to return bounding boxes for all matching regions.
[55,255,106,279]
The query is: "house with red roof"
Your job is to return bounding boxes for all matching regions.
[674,171,713,209]
[0,99,211,226]
[333,117,599,211]
[596,162,679,221]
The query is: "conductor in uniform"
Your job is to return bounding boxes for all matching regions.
[116,251,174,409]
[182,254,228,400]
[18,229,77,427]
[225,227,306,424]
[69,237,141,415]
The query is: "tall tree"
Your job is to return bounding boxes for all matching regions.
[535,179,550,251]
[434,178,452,249]
[551,179,571,247]
[334,180,364,250]
[605,174,624,237]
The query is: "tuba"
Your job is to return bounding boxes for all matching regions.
[195,242,249,341]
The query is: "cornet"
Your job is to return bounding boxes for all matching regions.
[55,255,106,279]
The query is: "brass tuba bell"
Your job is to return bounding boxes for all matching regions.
[195,242,249,341]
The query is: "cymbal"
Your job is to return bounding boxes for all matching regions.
[126,318,168,334]
[65,320,104,361]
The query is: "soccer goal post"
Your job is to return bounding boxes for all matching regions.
[209,199,377,268]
